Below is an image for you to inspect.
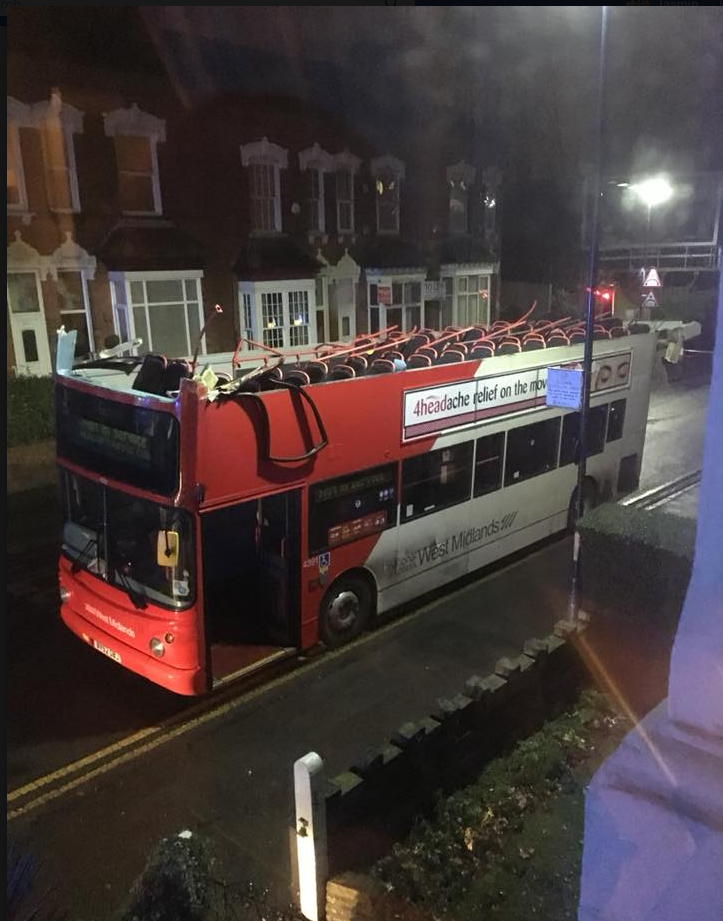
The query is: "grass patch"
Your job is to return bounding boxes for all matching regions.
[372,690,629,921]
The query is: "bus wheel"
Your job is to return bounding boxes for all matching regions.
[567,479,598,531]
[319,574,373,649]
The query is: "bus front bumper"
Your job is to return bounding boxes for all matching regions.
[60,602,206,696]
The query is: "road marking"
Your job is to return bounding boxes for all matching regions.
[8,535,562,821]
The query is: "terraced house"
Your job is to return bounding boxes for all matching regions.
[7,9,501,376]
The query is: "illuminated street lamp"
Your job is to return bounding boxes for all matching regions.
[631,174,674,285]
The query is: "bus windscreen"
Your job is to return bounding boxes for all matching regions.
[56,385,179,495]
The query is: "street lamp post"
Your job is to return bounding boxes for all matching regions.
[631,175,673,316]
[567,5,608,623]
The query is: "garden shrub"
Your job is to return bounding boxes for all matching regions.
[7,375,55,447]
[578,502,695,627]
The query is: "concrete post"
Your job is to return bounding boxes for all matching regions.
[294,752,329,921]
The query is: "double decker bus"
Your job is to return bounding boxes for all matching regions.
[55,316,657,695]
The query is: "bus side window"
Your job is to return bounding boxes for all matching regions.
[560,405,608,467]
[401,442,473,522]
[505,418,561,486]
[607,399,626,442]
[474,432,505,497]
[587,404,608,456]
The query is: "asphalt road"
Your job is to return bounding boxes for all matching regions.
[6,372,709,918]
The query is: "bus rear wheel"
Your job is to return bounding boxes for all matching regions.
[567,479,598,531]
[319,574,372,649]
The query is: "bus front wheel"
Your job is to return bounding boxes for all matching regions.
[319,574,373,649]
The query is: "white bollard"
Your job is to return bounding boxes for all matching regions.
[294,752,328,921]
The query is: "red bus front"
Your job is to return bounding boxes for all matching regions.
[55,374,208,696]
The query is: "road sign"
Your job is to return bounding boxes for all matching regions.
[642,291,658,309]
[546,366,583,410]
[643,268,662,288]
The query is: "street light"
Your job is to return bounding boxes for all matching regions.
[631,175,674,299]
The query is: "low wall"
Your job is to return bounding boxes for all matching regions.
[322,619,588,889]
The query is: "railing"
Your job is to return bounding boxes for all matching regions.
[599,242,721,271]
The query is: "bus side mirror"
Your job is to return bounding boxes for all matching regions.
[157,531,180,567]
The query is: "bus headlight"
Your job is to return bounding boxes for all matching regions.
[60,586,72,604]
[149,637,165,658]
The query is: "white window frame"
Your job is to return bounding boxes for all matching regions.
[241,138,288,234]
[447,161,476,236]
[440,263,497,329]
[109,270,205,358]
[104,104,166,216]
[7,97,32,214]
[299,144,334,236]
[31,90,84,214]
[334,149,361,236]
[366,268,425,334]
[371,154,405,236]
[237,278,317,352]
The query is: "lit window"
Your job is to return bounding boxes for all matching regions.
[371,155,405,235]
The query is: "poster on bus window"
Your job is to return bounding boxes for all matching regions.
[402,350,632,441]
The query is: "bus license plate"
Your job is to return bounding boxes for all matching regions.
[93,639,121,664]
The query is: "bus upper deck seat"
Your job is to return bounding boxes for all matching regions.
[497,338,522,355]
[569,331,586,345]
[407,353,432,369]
[463,326,487,342]
[522,335,546,351]
[346,355,369,374]
[437,348,466,364]
[132,353,167,394]
[327,364,356,381]
[610,326,630,338]
[368,358,396,374]
[284,369,311,387]
[305,361,328,383]
[470,344,495,359]
[546,333,570,348]
[162,358,192,393]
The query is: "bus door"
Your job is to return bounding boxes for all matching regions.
[257,489,300,647]
[201,488,300,653]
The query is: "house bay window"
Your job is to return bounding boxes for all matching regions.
[238,282,317,352]
[288,290,310,347]
[111,273,204,358]
[440,270,492,328]
[368,274,424,334]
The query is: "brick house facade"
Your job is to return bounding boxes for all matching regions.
[7,18,500,376]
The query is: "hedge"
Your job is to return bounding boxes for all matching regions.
[577,502,695,629]
[7,375,55,447]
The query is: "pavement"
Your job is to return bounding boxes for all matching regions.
[6,373,710,919]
